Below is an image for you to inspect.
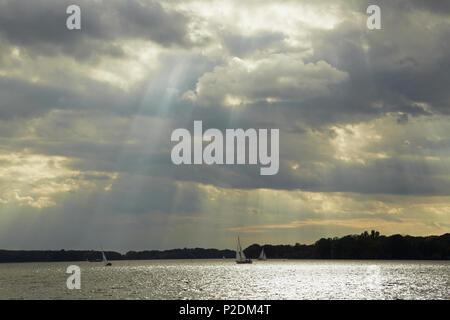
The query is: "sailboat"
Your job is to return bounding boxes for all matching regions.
[236,236,252,264]
[258,247,267,261]
[101,249,112,266]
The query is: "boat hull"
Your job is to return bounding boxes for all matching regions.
[236,259,252,264]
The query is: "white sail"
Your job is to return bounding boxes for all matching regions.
[236,237,246,261]
[258,248,267,260]
[235,236,252,264]
[102,250,108,263]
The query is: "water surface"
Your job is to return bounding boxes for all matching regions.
[0,259,448,299]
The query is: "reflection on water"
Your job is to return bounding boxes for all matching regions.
[0,260,448,299]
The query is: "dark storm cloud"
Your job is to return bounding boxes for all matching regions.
[2,0,448,124]
[1,0,450,200]
[0,50,215,120]
[307,20,448,124]
[0,76,68,119]
[0,75,138,119]
[0,0,192,60]
[138,156,450,196]
[179,2,449,131]
[399,0,450,15]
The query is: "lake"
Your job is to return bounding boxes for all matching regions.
[0,259,448,299]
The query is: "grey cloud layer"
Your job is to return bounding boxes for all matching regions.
[0,0,193,60]
[0,0,450,220]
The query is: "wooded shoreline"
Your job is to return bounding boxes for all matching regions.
[1,231,449,263]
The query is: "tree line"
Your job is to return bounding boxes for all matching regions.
[245,231,450,260]
[0,231,448,263]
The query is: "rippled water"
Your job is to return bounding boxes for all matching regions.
[0,260,448,299]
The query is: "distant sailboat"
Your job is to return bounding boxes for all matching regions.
[101,248,112,266]
[236,237,252,264]
[258,248,267,261]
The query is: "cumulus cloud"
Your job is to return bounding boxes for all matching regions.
[183,55,348,108]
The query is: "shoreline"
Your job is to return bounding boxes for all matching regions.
[1,231,448,263]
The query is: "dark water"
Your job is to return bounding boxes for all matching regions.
[0,259,448,299]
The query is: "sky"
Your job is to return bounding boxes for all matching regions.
[0,0,449,251]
